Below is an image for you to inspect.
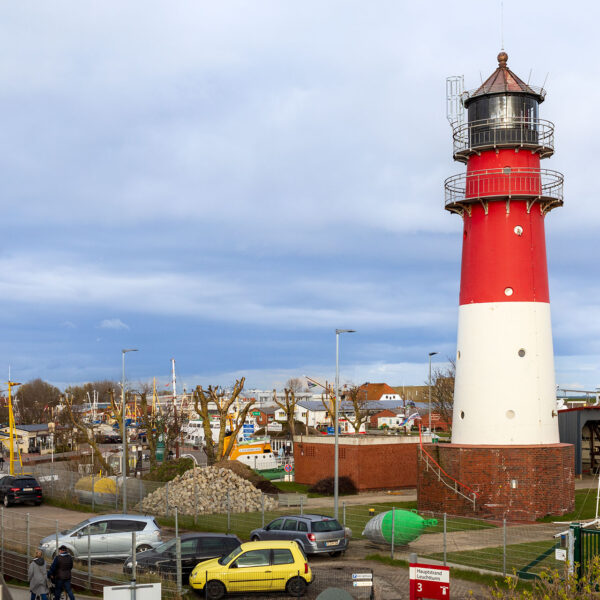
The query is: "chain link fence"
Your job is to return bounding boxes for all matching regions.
[25,463,571,586]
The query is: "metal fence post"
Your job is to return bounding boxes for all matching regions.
[261,492,265,528]
[87,525,91,590]
[91,473,95,511]
[390,507,395,560]
[139,477,143,508]
[26,512,30,558]
[227,491,231,534]
[70,470,73,499]
[1,507,4,575]
[194,480,198,525]
[176,533,182,594]
[443,513,447,566]
[343,502,346,528]
[165,481,169,517]
[300,495,303,516]
[132,531,137,583]
[115,481,119,510]
[55,520,59,557]
[503,518,507,576]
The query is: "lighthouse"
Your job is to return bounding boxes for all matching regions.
[417,53,574,520]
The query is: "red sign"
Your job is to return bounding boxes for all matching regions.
[284,464,293,473]
[409,563,450,600]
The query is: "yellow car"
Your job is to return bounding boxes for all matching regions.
[189,540,312,599]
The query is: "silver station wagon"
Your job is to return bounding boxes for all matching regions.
[39,514,162,560]
[250,514,349,556]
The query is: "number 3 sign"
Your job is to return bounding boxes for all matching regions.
[409,563,450,600]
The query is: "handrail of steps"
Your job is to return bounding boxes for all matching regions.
[418,426,478,510]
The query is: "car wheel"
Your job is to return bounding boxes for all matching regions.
[286,576,307,597]
[34,501,42,506]
[136,544,152,553]
[329,551,342,557]
[251,535,260,541]
[205,579,226,600]
[3,495,9,507]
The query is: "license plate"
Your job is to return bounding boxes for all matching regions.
[325,540,339,546]
[23,488,33,492]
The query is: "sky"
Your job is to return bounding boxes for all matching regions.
[0,1,598,393]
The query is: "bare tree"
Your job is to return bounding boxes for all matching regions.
[272,388,298,438]
[285,378,304,394]
[62,393,113,474]
[319,382,336,426]
[139,393,158,470]
[340,385,371,433]
[193,378,254,465]
[428,359,456,431]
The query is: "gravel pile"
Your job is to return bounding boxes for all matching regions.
[138,466,278,516]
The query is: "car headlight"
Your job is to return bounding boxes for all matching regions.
[40,543,51,549]
[126,562,132,568]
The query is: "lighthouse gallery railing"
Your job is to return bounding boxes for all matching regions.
[444,167,564,213]
[452,117,555,161]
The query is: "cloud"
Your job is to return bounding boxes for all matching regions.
[99,318,129,331]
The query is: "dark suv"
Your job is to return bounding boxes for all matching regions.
[123,533,241,580]
[0,475,42,506]
[250,514,349,556]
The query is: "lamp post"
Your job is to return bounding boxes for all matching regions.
[428,351,438,437]
[335,329,355,520]
[122,348,138,513]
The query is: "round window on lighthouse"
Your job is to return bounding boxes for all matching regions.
[506,410,516,419]
[514,226,523,236]
[504,287,514,296]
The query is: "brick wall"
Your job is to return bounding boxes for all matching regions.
[417,443,574,521]
[294,438,418,490]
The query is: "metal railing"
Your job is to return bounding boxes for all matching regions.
[464,84,546,102]
[444,167,564,213]
[452,117,555,161]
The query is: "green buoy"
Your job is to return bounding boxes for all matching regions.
[362,509,437,545]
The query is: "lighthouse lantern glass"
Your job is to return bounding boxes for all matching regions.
[467,94,539,148]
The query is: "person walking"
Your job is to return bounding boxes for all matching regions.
[28,550,49,600]
[48,546,75,600]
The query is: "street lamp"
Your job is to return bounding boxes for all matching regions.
[335,329,355,520]
[122,348,138,513]
[428,351,438,438]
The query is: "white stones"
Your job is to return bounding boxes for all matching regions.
[137,466,278,516]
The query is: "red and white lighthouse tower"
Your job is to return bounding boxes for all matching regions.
[417,53,575,520]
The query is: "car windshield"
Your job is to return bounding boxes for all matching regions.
[218,545,241,566]
[312,519,343,532]
[66,519,90,534]
[153,539,176,554]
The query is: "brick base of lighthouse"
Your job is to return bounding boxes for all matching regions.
[417,443,574,521]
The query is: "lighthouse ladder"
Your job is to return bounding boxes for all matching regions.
[419,427,479,510]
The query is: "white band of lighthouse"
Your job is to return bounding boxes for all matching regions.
[452,301,558,445]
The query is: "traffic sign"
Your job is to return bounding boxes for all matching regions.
[284,463,293,473]
[409,563,450,600]
[252,411,261,416]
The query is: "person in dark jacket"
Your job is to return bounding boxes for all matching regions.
[48,545,75,600]
[28,549,49,600]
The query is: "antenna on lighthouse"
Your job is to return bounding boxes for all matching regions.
[171,358,177,409]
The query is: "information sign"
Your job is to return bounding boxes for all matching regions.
[409,563,450,600]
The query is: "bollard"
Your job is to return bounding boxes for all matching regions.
[87,525,91,590]
[443,513,447,566]
[91,473,95,511]
[227,491,231,534]
[390,507,395,560]
[261,493,265,528]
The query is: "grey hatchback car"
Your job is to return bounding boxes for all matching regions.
[39,514,162,560]
[249,514,349,556]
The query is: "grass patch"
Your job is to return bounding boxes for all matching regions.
[271,481,324,497]
[44,496,108,513]
[365,554,533,592]
[424,539,559,578]
[538,488,599,522]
